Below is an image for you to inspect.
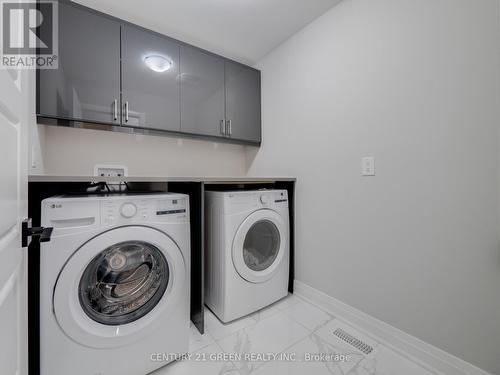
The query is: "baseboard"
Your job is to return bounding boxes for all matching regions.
[294,280,491,375]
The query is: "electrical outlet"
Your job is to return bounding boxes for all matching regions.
[93,165,128,178]
[361,157,375,176]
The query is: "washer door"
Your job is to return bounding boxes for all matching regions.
[232,209,287,283]
[54,226,185,349]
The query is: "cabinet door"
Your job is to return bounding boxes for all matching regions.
[180,46,225,137]
[121,26,180,131]
[225,61,261,143]
[37,2,120,124]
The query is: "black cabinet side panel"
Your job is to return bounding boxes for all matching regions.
[169,182,204,334]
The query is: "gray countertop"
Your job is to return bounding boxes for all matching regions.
[28,175,296,184]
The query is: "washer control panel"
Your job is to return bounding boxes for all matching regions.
[155,198,187,216]
[101,195,188,225]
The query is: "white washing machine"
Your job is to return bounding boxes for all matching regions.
[40,194,190,375]
[205,190,290,323]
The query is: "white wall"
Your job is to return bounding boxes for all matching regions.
[31,124,247,176]
[247,0,500,373]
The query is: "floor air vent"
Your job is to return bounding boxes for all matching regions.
[333,328,374,355]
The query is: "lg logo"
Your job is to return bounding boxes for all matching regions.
[1,0,58,68]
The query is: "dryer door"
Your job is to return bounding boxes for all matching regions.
[53,226,186,349]
[232,209,288,283]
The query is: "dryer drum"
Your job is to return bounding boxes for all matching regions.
[78,241,169,326]
[242,220,281,272]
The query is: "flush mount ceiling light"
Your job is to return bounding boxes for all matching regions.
[144,55,173,72]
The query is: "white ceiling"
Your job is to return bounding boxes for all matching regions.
[72,0,341,65]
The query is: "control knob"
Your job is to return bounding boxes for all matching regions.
[120,203,137,218]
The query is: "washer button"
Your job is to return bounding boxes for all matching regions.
[120,203,137,218]
[260,195,269,204]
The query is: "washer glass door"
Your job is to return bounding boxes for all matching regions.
[79,241,169,326]
[54,226,186,349]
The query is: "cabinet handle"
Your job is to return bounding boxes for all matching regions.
[113,99,118,121]
[125,101,129,122]
[220,119,226,135]
[226,120,232,136]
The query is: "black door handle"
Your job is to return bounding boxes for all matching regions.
[22,218,53,248]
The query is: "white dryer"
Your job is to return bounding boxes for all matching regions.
[40,194,190,375]
[205,190,289,323]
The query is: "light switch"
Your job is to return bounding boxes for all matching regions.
[361,157,375,176]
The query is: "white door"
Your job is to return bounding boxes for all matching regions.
[0,65,30,374]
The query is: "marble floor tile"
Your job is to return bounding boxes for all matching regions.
[250,356,337,375]
[250,294,301,323]
[217,311,310,373]
[189,297,439,375]
[250,301,284,323]
[271,294,301,311]
[347,345,436,375]
[288,333,364,373]
[152,342,240,375]
[205,308,257,340]
[252,333,364,375]
[283,297,334,331]
[189,323,215,353]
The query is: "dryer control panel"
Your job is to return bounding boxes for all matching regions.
[218,189,288,215]
[257,190,288,208]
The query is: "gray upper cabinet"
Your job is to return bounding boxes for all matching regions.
[37,2,261,145]
[180,46,225,137]
[37,2,121,125]
[121,26,180,131]
[225,61,262,143]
